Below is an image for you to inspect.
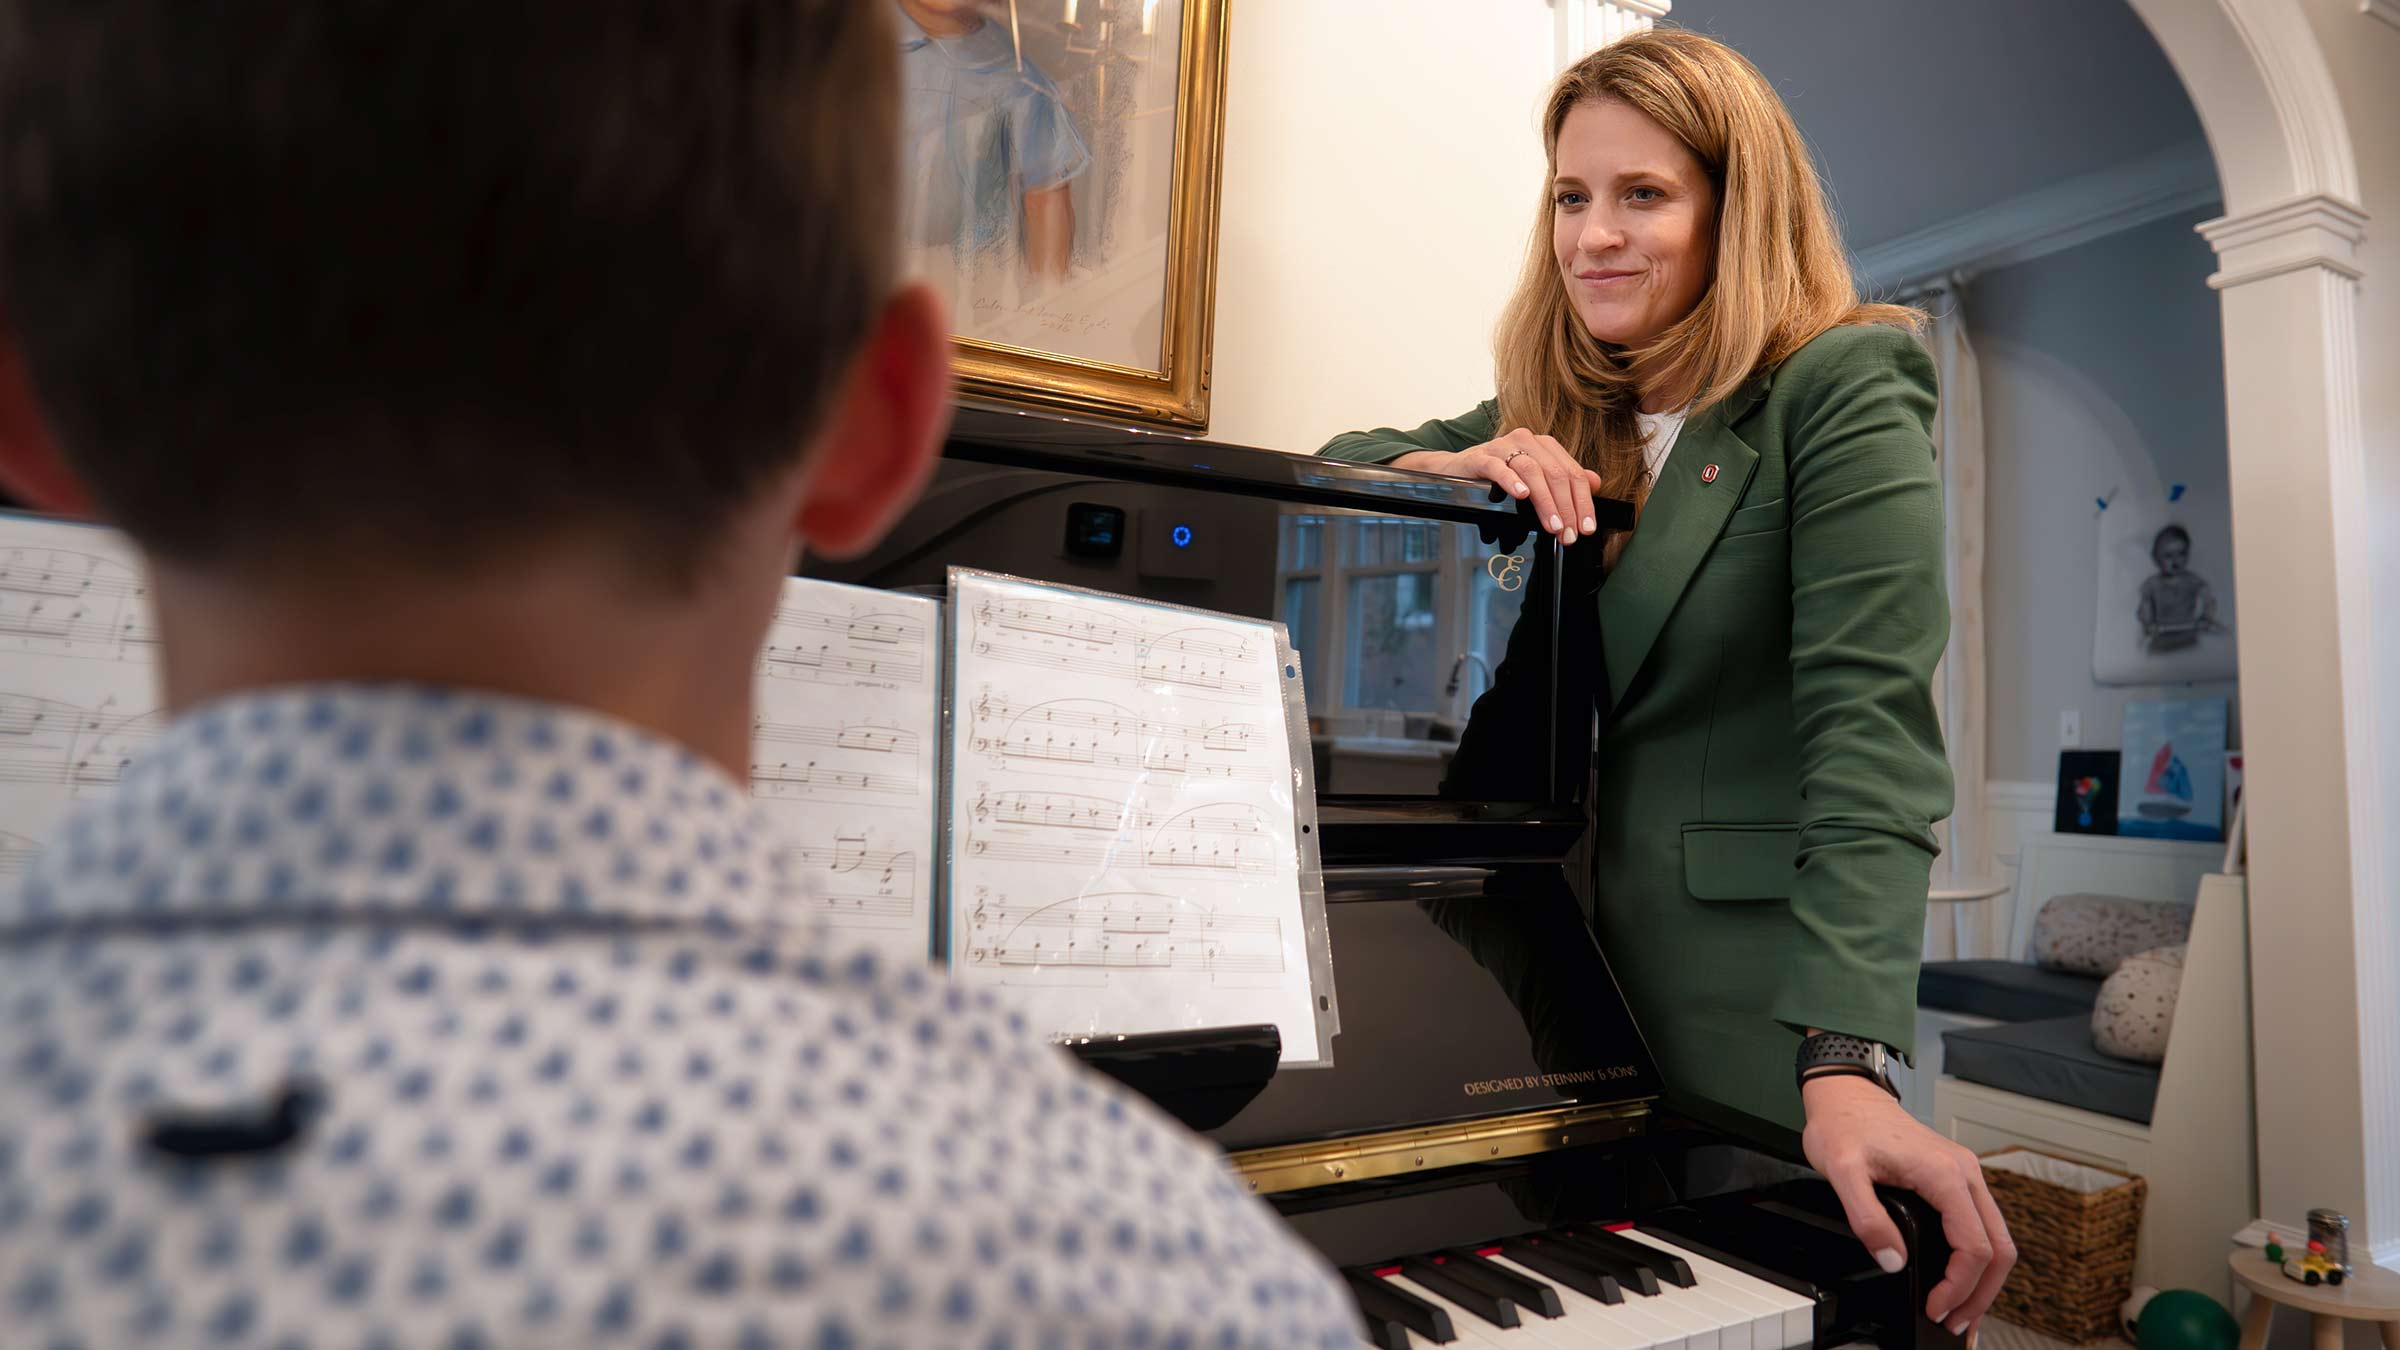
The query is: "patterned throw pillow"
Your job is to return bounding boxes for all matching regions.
[2092,943,2187,1062]
[2030,893,2195,976]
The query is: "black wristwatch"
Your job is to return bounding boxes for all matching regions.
[1795,1031,1901,1101]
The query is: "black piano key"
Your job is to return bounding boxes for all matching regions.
[1361,1314,1414,1350]
[1400,1256,1521,1330]
[1568,1226,1697,1288]
[1498,1235,1625,1305]
[1542,1229,1663,1296]
[1343,1268,1455,1344]
[1436,1248,1566,1319]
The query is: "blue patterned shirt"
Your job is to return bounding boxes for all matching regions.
[0,685,1359,1350]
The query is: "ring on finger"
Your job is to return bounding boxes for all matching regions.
[1502,448,1530,468]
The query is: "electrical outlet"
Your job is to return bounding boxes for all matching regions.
[2060,709,2082,747]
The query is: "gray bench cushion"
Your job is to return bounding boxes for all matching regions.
[1918,960,2105,1022]
[1941,1015,2163,1125]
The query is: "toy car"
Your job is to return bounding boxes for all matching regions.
[2277,1239,2347,1287]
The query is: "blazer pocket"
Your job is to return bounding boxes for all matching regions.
[1682,822,1799,901]
[1719,499,1787,540]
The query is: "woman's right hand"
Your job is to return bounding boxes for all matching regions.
[1390,428,1605,545]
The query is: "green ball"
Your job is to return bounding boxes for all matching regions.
[2137,1291,2241,1350]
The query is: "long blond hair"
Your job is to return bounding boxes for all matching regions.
[1494,29,1917,514]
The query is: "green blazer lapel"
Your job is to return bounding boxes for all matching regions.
[1597,406,1762,708]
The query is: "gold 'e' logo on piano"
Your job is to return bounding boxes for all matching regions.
[1485,553,1526,592]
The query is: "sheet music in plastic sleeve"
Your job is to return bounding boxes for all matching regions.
[945,570,1323,1063]
[0,513,165,876]
[751,578,943,965]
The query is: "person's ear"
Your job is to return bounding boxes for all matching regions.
[0,322,98,516]
[794,283,953,560]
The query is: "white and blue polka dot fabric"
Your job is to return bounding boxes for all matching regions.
[0,685,1362,1350]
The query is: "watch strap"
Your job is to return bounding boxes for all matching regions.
[1795,1031,1900,1101]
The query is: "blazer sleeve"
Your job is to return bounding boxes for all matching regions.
[1316,400,1501,464]
[1770,325,1954,1055]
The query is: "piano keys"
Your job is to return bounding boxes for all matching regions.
[1347,1225,1818,1349]
[823,408,1964,1350]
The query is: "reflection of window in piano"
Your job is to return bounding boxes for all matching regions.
[1346,571,1438,712]
[1274,511,1523,731]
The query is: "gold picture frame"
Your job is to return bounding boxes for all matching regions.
[904,0,1230,430]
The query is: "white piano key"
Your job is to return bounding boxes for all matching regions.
[1610,1231,1779,1350]
[1384,1272,1511,1348]
[1488,1253,1687,1350]
[1626,1229,1818,1350]
[1589,1252,1721,1350]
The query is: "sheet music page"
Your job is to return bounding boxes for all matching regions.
[0,519,944,963]
[0,515,164,877]
[946,570,1322,1063]
[751,578,943,964]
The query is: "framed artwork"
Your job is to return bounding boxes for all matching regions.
[2117,697,2229,841]
[896,0,1230,429]
[2092,485,2238,684]
[2053,749,2122,836]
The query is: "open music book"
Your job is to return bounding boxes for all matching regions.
[0,515,1334,1065]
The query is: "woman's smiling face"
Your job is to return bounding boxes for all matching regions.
[1551,98,1718,349]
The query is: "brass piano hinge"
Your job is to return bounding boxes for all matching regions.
[1228,1101,1654,1196]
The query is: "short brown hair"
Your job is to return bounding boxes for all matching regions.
[1494,29,1917,516]
[0,1,898,583]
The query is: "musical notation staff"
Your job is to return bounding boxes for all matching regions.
[967,789,1276,875]
[967,596,1262,699]
[752,717,919,759]
[962,888,1287,976]
[970,789,1267,836]
[0,693,160,792]
[749,714,922,803]
[0,544,157,664]
[756,602,929,687]
[966,690,1274,782]
[777,836,917,924]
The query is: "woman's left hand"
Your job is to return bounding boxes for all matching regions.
[1800,1074,2016,1343]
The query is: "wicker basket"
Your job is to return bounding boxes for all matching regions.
[1981,1148,2147,1343]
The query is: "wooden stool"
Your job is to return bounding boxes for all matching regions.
[2229,1249,2400,1350]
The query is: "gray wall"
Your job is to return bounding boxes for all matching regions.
[1976,208,2239,784]
[1686,0,2204,249]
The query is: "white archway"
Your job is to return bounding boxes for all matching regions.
[2117,0,2390,1267]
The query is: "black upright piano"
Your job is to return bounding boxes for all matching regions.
[806,408,1963,1350]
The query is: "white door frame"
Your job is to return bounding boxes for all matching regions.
[2116,0,2393,1269]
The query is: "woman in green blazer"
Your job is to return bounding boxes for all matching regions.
[1319,30,2013,1339]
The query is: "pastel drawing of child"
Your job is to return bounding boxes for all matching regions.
[2137,524,2221,654]
[897,0,1090,284]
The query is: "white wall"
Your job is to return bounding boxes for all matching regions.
[1206,0,1556,453]
[1974,209,2240,785]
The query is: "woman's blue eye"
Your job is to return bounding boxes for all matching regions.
[1555,191,1588,208]
[1628,186,1662,203]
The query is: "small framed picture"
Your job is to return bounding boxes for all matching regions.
[2055,750,2122,835]
[2118,697,2229,841]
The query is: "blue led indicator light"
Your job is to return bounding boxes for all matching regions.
[1171,525,1193,548]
